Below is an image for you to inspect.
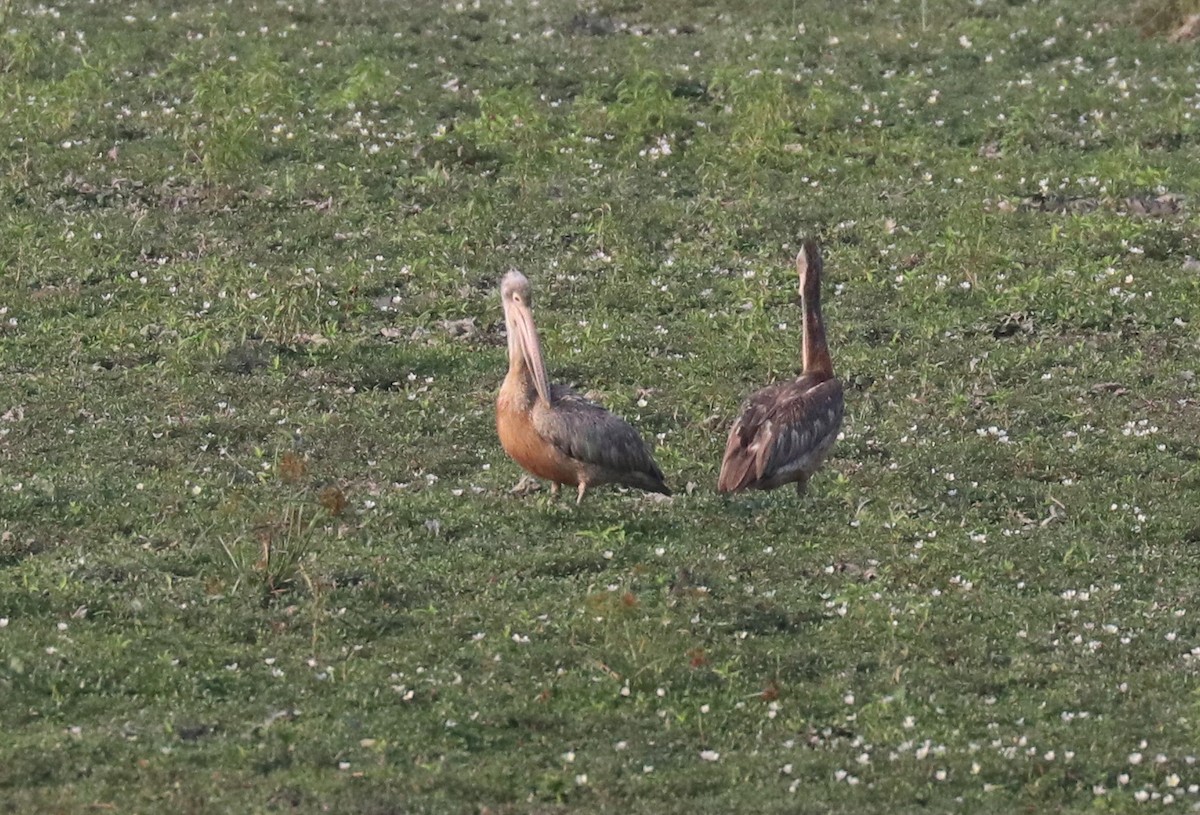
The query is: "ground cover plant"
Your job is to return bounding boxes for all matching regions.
[2,0,1200,811]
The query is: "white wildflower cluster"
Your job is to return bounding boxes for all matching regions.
[639,134,674,160]
[1121,419,1158,438]
[976,425,1011,443]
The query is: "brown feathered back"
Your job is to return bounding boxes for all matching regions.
[717,376,843,493]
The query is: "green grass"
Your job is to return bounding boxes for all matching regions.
[3,0,1200,811]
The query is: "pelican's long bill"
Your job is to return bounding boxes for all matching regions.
[505,291,552,406]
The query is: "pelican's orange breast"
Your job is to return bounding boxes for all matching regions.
[497,393,582,486]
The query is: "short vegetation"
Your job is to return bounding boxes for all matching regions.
[2,0,1199,811]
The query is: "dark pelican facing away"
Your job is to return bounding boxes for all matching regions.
[496,271,671,504]
[717,241,844,495]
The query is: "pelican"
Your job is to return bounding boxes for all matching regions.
[496,271,671,504]
[717,240,844,494]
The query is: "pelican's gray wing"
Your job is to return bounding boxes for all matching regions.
[533,385,670,493]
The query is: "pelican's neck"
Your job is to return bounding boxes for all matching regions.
[505,318,552,405]
[504,353,536,404]
[801,278,834,378]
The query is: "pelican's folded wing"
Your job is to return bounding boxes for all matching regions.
[718,375,843,493]
[533,386,669,492]
[760,378,843,479]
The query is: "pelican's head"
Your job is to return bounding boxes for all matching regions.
[795,240,824,296]
[501,269,534,307]
[500,270,550,404]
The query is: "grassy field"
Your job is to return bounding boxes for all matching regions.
[3,0,1200,811]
